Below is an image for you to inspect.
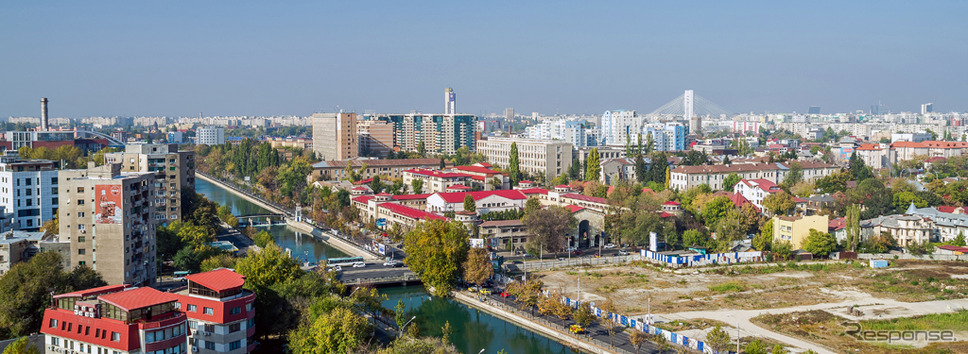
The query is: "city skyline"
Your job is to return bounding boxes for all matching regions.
[2,1,966,117]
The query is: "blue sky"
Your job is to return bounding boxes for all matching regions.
[1,1,965,117]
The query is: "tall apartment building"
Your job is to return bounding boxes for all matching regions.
[476,138,573,179]
[599,110,638,146]
[197,126,225,145]
[104,144,196,225]
[376,114,476,155]
[59,163,156,286]
[525,120,590,147]
[0,151,59,231]
[41,268,256,354]
[312,112,358,161]
[357,119,395,157]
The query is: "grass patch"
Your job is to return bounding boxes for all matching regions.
[862,309,968,332]
[709,281,747,293]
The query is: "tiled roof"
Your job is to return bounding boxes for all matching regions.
[405,169,472,179]
[738,179,780,192]
[314,158,442,169]
[352,195,374,204]
[185,268,245,292]
[378,203,448,221]
[560,193,608,205]
[392,194,432,200]
[54,284,128,299]
[938,245,968,253]
[433,190,528,203]
[518,188,549,195]
[480,219,525,227]
[829,217,846,231]
[564,205,585,213]
[446,184,472,190]
[663,201,681,206]
[354,178,373,185]
[98,287,178,311]
[454,165,503,175]
[856,144,882,151]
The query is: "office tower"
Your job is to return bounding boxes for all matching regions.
[922,103,934,115]
[0,151,59,231]
[476,137,573,179]
[357,119,395,157]
[445,88,456,115]
[104,144,196,225]
[808,106,821,114]
[168,131,185,144]
[504,108,514,121]
[196,126,225,145]
[59,163,156,286]
[312,112,358,161]
[376,114,476,155]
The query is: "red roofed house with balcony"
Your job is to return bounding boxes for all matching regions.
[733,179,782,213]
[42,285,189,354]
[172,268,255,353]
[377,202,450,230]
[402,169,472,194]
[452,165,510,190]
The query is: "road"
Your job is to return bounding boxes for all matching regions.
[661,289,968,354]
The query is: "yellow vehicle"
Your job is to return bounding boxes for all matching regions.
[569,324,585,334]
[480,289,491,295]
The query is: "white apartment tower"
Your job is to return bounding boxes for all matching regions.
[445,88,456,115]
[0,151,59,231]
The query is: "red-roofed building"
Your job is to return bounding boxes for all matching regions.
[427,190,529,214]
[377,202,449,229]
[43,286,190,354]
[402,169,472,194]
[733,179,782,213]
[452,165,509,190]
[173,268,256,353]
[662,201,682,215]
[937,245,968,255]
[564,205,585,213]
[445,184,472,192]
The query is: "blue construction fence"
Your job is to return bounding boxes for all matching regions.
[640,249,766,268]
[546,291,714,353]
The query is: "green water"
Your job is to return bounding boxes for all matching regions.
[195,178,347,264]
[196,178,577,353]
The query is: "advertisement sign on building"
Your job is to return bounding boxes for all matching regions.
[95,185,123,224]
[469,238,485,248]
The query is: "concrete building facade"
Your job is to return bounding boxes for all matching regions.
[105,144,196,225]
[0,151,59,231]
[312,112,358,161]
[197,126,225,145]
[476,138,573,179]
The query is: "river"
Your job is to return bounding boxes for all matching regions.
[195,178,578,354]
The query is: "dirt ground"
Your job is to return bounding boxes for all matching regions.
[534,259,968,315]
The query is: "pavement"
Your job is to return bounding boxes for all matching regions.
[216,223,254,254]
[479,287,676,354]
[661,288,968,354]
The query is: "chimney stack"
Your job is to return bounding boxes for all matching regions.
[40,97,49,131]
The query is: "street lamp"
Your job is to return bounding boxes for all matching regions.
[401,316,417,334]
[478,349,485,354]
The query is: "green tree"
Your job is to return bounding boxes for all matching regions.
[403,220,470,296]
[848,152,874,181]
[287,305,370,354]
[682,229,708,248]
[701,196,733,226]
[253,230,274,249]
[906,240,935,255]
[763,190,796,216]
[845,204,861,251]
[200,253,238,272]
[573,302,596,327]
[585,148,601,182]
[463,194,476,212]
[955,232,967,247]
[634,154,647,183]
[629,330,647,354]
[377,337,459,354]
[815,170,851,194]
[524,197,542,216]
[804,229,837,257]
[772,240,793,260]
[705,324,732,353]
[783,161,803,186]
[723,173,741,192]
[235,242,301,289]
[509,142,522,184]
[2,337,39,354]
[523,206,577,257]
[463,248,493,286]
[745,339,767,354]
[411,179,424,194]
[753,219,774,251]
[394,300,408,329]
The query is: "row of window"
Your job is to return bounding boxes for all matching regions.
[49,337,122,354]
[48,318,121,341]
[146,324,187,343]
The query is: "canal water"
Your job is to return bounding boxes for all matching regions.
[195,178,579,354]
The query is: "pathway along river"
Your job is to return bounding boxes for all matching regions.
[195,178,579,354]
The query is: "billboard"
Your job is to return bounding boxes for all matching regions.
[95,184,123,224]
[469,238,485,248]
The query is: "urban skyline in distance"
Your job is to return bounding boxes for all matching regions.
[2,1,966,117]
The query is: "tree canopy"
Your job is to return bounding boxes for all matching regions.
[403,220,470,295]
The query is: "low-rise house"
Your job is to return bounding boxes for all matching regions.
[733,179,782,212]
[425,190,528,214]
[402,169,472,194]
[936,245,968,255]
[772,214,829,249]
[600,158,636,184]
[862,213,933,247]
[480,220,529,252]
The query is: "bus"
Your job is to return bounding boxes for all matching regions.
[327,256,365,266]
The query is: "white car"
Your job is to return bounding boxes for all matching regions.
[383,261,402,267]
[604,243,616,249]
[352,262,366,268]
[327,265,342,272]
[618,250,629,256]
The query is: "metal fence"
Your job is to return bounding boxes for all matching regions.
[512,255,641,271]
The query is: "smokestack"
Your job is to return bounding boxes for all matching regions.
[40,97,49,131]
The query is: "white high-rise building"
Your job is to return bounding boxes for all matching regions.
[683,89,694,120]
[0,151,59,231]
[196,126,225,145]
[600,110,639,146]
[922,103,934,115]
[525,120,589,147]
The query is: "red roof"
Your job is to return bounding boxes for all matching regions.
[454,165,502,175]
[446,184,472,190]
[519,180,534,184]
[792,197,807,203]
[660,212,675,218]
[829,217,846,231]
[727,192,758,211]
[856,144,882,151]
[185,268,245,292]
[564,205,584,213]
[561,193,608,205]
[98,287,179,311]
[663,201,681,206]
[476,162,492,168]
[938,245,968,253]
[926,156,947,163]
[738,179,780,192]
[376,192,393,197]
[939,206,960,213]
[354,178,373,185]
[555,184,570,189]
[351,186,369,191]
[378,203,448,221]
[432,190,528,203]
[54,284,128,299]
[518,188,549,195]
[352,195,374,204]
[405,169,471,179]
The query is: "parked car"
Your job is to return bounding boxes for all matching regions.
[352,262,366,268]
[618,250,629,256]
[572,250,582,256]
[327,265,342,272]
[383,260,402,267]
[604,243,616,249]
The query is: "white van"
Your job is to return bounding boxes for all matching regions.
[352,261,366,268]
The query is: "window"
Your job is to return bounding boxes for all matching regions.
[230,306,241,315]
[187,304,196,312]
[188,320,197,329]
[173,302,180,309]
[49,319,58,328]
[230,341,241,350]
[78,249,85,255]
[204,341,215,350]
[51,337,60,346]
[203,307,213,315]
[229,323,240,333]
[111,331,120,342]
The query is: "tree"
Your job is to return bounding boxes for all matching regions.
[723,173,741,192]
[585,148,601,182]
[573,302,596,328]
[804,229,837,257]
[287,305,370,354]
[783,162,804,186]
[629,330,647,354]
[706,324,732,353]
[463,248,493,286]
[235,242,301,289]
[2,337,39,354]
[509,142,522,184]
[683,229,707,248]
[848,152,873,181]
[411,179,423,194]
[906,240,935,255]
[763,190,796,216]
[701,196,733,226]
[634,154,646,183]
[394,300,407,329]
[524,197,542,216]
[845,204,861,251]
[599,300,623,348]
[506,279,543,316]
[463,194,476,212]
[523,206,577,257]
[417,141,426,157]
[200,254,237,272]
[955,232,967,247]
[645,134,655,155]
[377,337,459,354]
[403,220,470,295]
[753,219,774,251]
[252,230,274,249]
[745,339,767,354]
[772,240,793,260]
[816,170,851,194]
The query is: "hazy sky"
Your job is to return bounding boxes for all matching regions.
[2,1,966,118]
